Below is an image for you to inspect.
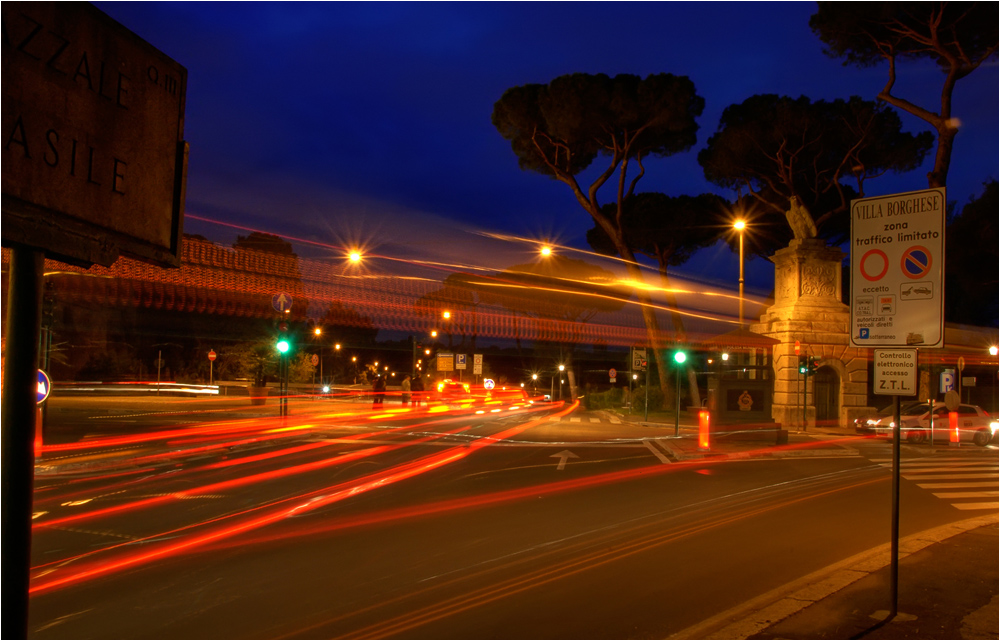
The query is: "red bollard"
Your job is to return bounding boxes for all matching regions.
[698,410,710,451]
[949,411,960,446]
[35,406,43,458]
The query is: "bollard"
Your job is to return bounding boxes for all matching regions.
[35,406,43,459]
[949,411,960,446]
[698,410,710,451]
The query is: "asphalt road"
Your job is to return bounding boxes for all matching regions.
[26,394,997,638]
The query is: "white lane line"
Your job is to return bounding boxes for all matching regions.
[643,440,671,464]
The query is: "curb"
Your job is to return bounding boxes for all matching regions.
[668,513,1000,640]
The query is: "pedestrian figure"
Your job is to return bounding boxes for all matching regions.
[372,374,386,409]
[410,375,423,406]
[401,375,411,405]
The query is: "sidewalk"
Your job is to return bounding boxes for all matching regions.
[619,408,999,640]
[672,515,999,640]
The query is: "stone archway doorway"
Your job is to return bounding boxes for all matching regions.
[814,366,840,425]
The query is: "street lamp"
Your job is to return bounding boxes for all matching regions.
[734,220,746,328]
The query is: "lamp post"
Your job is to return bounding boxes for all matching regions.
[313,327,323,385]
[734,220,746,328]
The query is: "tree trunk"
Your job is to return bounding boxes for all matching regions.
[657,264,701,408]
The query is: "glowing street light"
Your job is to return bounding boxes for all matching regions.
[540,245,553,257]
[348,250,362,263]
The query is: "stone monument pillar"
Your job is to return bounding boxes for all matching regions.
[750,239,874,428]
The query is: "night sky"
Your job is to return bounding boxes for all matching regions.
[94,1,998,294]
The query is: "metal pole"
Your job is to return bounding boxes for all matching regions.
[889,394,901,619]
[1,246,44,640]
[157,349,162,395]
[644,373,649,422]
[738,229,745,328]
[674,365,681,436]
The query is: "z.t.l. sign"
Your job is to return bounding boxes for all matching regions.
[850,188,945,348]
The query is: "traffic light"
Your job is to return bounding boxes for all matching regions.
[807,357,819,376]
[798,355,808,375]
[276,321,292,354]
[673,350,687,365]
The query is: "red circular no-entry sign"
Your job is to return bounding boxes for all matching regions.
[859,249,889,282]
[208,350,217,361]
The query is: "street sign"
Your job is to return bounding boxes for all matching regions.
[207,350,217,362]
[940,369,956,393]
[483,379,495,390]
[37,369,51,405]
[873,348,918,396]
[609,368,617,378]
[272,292,293,313]
[632,348,647,371]
[850,188,945,348]
[311,354,319,366]
[456,354,467,370]
[473,354,483,376]
[437,353,454,372]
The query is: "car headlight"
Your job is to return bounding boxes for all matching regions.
[990,421,998,435]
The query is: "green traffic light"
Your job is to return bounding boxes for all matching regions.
[673,351,687,364]
[276,339,290,354]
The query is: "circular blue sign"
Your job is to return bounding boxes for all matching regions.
[37,369,51,404]
[483,378,495,390]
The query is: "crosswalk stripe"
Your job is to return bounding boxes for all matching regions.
[903,473,998,481]
[953,502,1000,511]
[917,481,997,489]
[643,440,671,464]
[590,418,600,423]
[609,417,621,424]
[871,455,998,510]
[931,491,999,499]
[895,466,998,473]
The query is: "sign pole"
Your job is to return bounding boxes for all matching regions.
[0,246,44,640]
[890,393,901,620]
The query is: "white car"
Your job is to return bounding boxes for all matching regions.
[872,402,998,446]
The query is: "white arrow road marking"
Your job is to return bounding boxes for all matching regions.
[551,450,579,471]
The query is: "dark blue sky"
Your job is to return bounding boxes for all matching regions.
[96,1,998,294]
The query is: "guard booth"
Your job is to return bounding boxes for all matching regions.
[701,329,785,444]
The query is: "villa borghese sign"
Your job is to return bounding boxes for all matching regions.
[2,2,188,267]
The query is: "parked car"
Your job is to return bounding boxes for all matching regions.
[871,402,998,446]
